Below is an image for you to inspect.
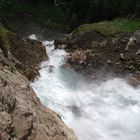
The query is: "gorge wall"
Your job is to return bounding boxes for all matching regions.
[0,25,78,140]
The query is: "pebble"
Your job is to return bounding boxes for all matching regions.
[120,53,125,60]
[136,50,140,55]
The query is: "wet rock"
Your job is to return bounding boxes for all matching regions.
[61,63,72,69]
[128,74,140,87]
[120,53,125,60]
[56,30,140,76]
[125,37,135,51]
[136,50,140,55]
[48,65,55,73]
[54,39,67,50]
[107,60,111,64]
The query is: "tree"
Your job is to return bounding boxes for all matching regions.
[136,0,140,17]
[0,0,12,8]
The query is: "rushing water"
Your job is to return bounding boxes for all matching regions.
[30,35,140,140]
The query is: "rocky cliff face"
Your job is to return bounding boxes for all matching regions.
[0,26,78,140]
[0,64,77,140]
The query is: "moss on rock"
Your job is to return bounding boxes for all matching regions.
[71,19,140,37]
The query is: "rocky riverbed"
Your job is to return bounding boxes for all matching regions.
[55,30,140,84]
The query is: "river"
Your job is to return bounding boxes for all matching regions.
[30,34,140,140]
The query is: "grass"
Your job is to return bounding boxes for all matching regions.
[73,19,140,36]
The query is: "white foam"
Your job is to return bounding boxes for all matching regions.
[31,40,140,140]
[28,34,38,40]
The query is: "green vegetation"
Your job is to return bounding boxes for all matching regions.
[0,0,140,31]
[1,1,63,31]
[0,0,68,30]
[66,0,140,30]
[11,0,67,29]
[73,19,140,36]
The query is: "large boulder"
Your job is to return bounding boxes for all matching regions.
[0,25,48,80]
[0,44,78,140]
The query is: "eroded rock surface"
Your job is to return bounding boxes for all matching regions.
[0,51,77,140]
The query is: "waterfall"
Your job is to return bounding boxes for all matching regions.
[30,35,140,140]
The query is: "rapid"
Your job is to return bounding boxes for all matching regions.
[30,35,140,140]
